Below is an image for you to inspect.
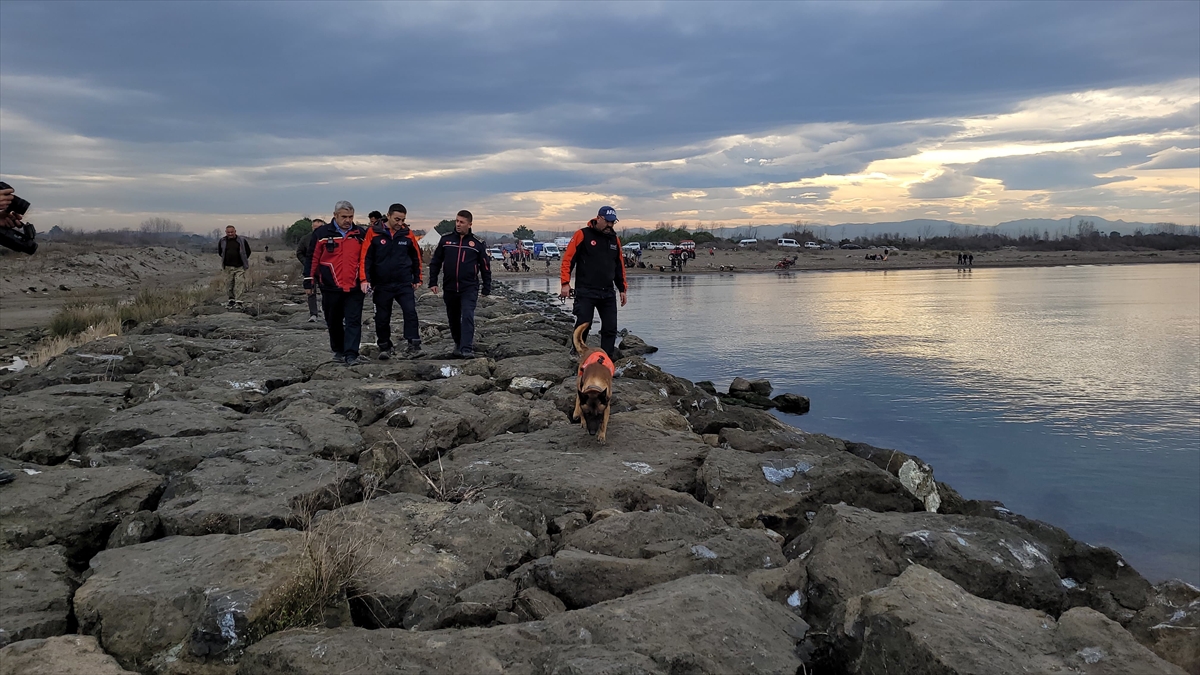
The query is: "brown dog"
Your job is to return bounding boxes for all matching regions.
[571,322,614,442]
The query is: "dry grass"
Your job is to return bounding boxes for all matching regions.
[390,431,492,504]
[253,477,382,638]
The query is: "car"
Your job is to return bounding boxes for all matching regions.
[738,238,758,247]
[486,247,504,260]
[622,241,641,251]
[840,243,862,249]
[777,238,800,248]
[647,241,672,250]
[820,243,834,250]
[679,240,696,250]
[803,241,820,249]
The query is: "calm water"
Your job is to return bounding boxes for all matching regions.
[512,263,1200,584]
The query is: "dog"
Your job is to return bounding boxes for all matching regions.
[571,322,614,442]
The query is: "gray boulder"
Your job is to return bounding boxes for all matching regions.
[696,446,920,539]
[310,493,537,628]
[0,546,74,646]
[83,420,312,475]
[0,465,162,561]
[0,382,132,463]
[837,565,1184,675]
[239,575,806,675]
[276,401,364,459]
[0,635,137,675]
[157,449,361,536]
[74,529,316,673]
[1127,580,1200,674]
[78,400,243,453]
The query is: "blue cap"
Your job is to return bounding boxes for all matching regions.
[598,206,619,223]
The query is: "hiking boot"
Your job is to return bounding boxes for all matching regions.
[344,356,360,367]
[451,347,463,358]
[377,349,393,361]
[459,347,475,359]
[331,352,345,363]
[0,467,14,486]
[405,341,422,356]
[307,314,319,323]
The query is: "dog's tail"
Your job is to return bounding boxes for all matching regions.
[572,322,591,355]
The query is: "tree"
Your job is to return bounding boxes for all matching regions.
[139,217,183,234]
[436,219,456,234]
[512,225,535,241]
[284,218,312,244]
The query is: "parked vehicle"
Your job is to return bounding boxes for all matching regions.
[521,239,535,250]
[487,247,504,260]
[804,241,820,249]
[647,241,672,250]
[777,238,800,248]
[840,243,862,249]
[622,241,642,251]
[532,242,560,260]
[738,239,758,247]
[554,237,571,249]
[820,243,834,250]
[679,240,696,250]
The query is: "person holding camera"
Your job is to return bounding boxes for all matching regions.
[295,218,325,322]
[307,201,368,365]
[217,226,252,308]
[0,181,37,255]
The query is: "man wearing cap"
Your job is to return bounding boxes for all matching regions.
[559,206,627,359]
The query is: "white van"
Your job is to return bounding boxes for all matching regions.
[777,238,800,248]
[554,237,571,249]
[539,243,560,260]
[622,241,641,251]
[738,239,758,248]
[647,241,672,250]
[521,239,535,250]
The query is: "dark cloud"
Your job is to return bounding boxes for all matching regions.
[967,150,1141,191]
[908,168,981,199]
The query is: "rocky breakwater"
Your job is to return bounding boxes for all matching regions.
[0,279,1195,675]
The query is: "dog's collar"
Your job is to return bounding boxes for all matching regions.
[578,350,615,377]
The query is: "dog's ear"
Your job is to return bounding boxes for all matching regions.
[598,390,609,405]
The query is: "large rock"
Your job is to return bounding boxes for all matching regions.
[696,446,920,539]
[78,400,243,453]
[310,493,537,628]
[83,420,312,475]
[686,404,790,435]
[0,465,163,561]
[239,575,806,675]
[793,504,1070,627]
[1127,580,1200,674]
[74,529,316,673]
[0,546,74,646]
[276,401,364,459]
[0,382,132,463]
[836,565,1184,675]
[157,449,361,536]
[0,635,137,675]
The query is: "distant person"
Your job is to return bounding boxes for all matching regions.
[429,210,491,358]
[968,253,974,266]
[217,225,251,308]
[308,201,368,365]
[957,253,963,265]
[367,210,384,229]
[560,206,627,359]
[296,218,325,321]
[360,203,423,359]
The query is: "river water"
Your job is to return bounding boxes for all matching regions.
[511,263,1200,584]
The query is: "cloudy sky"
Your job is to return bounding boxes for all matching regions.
[1,1,1197,234]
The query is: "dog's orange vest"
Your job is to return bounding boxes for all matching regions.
[578,351,614,377]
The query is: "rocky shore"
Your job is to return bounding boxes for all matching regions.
[0,276,1195,675]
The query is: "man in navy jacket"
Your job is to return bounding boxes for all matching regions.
[428,210,491,359]
[359,203,423,359]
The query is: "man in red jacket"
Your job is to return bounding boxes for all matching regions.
[307,200,368,365]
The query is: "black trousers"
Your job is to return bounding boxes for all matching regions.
[373,284,419,351]
[301,263,320,316]
[321,288,364,357]
[574,292,618,359]
[443,286,479,350]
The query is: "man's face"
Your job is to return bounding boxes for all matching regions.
[311,220,323,230]
[455,215,470,234]
[388,212,407,229]
[334,209,354,228]
[225,227,237,238]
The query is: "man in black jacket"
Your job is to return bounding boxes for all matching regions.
[559,206,627,359]
[428,210,491,359]
[295,218,324,321]
[359,204,423,359]
[218,225,252,309]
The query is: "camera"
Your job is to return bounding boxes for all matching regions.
[0,181,37,254]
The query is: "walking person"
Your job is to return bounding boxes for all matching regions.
[559,206,627,359]
[296,218,325,321]
[218,225,251,308]
[428,210,491,359]
[360,203,423,359]
[308,201,368,365]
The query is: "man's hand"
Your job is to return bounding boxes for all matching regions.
[305,288,314,296]
[620,291,627,307]
[429,286,439,295]
[0,187,13,214]
[559,283,571,299]
[359,281,371,294]
[412,282,422,290]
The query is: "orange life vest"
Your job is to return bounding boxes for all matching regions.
[578,350,614,377]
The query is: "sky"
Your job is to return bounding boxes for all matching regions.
[1,1,1197,235]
